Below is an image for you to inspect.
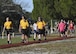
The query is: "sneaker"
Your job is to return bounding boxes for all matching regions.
[7,41,9,44]
[21,40,24,43]
[38,39,41,41]
[45,38,47,40]
[9,41,12,44]
[33,39,36,41]
[21,41,24,43]
[24,40,27,43]
[7,41,12,44]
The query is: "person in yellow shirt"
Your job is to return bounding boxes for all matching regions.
[41,18,46,40]
[2,17,13,44]
[19,16,29,43]
[37,17,45,41]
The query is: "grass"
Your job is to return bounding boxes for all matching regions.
[0,34,60,45]
[0,37,21,45]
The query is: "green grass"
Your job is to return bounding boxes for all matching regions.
[0,34,60,45]
[0,38,7,45]
[0,37,21,45]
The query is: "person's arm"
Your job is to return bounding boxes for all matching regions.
[2,25,5,39]
[2,22,5,33]
[2,26,5,33]
[32,24,34,30]
[73,23,75,29]
[11,21,13,29]
[27,21,29,27]
[19,20,22,33]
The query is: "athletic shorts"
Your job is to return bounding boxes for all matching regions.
[42,28,46,36]
[34,30,38,34]
[38,29,43,34]
[5,29,12,35]
[60,31,65,34]
[21,29,28,36]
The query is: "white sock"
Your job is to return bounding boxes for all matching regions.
[34,33,36,39]
[38,34,41,39]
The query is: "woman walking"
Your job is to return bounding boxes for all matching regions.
[2,17,13,44]
[19,16,29,43]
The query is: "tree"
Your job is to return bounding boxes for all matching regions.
[32,0,76,21]
[54,0,73,18]
[71,0,76,17]
[31,0,55,21]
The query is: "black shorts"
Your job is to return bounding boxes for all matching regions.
[38,29,43,34]
[60,31,65,34]
[6,29,12,35]
[34,30,38,34]
[21,29,28,36]
[64,27,68,32]
[42,28,45,36]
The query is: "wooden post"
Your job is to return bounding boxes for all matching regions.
[51,19,53,34]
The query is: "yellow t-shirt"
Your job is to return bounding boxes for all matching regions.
[4,21,12,29]
[37,21,44,29]
[20,20,29,29]
[20,19,24,25]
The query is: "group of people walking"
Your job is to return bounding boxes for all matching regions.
[33,17,46,41]
[2,16,46,44]
[2,15,75,44]
[58,19,75,37]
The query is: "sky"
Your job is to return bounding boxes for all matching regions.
[12,0,34,13]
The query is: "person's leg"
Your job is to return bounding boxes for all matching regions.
[21,29,25,43]
[24,35,28,43]
[34,33,36,41]
[63,31,66,38]
[44,35,46,40]
[24,29,29,43]
[33,30,37,41]
[43,31,47,40]
[42,29,46,40]
[65,31,67,37]
[60,31,63,37]
[6,30,11,44]
[12,32,15,37]
[21,34,25,43]
[7,33,11,44]
[38,34,41,41]
[38,29,42,41]
[71,29,74,36]
[60,34,63,37]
